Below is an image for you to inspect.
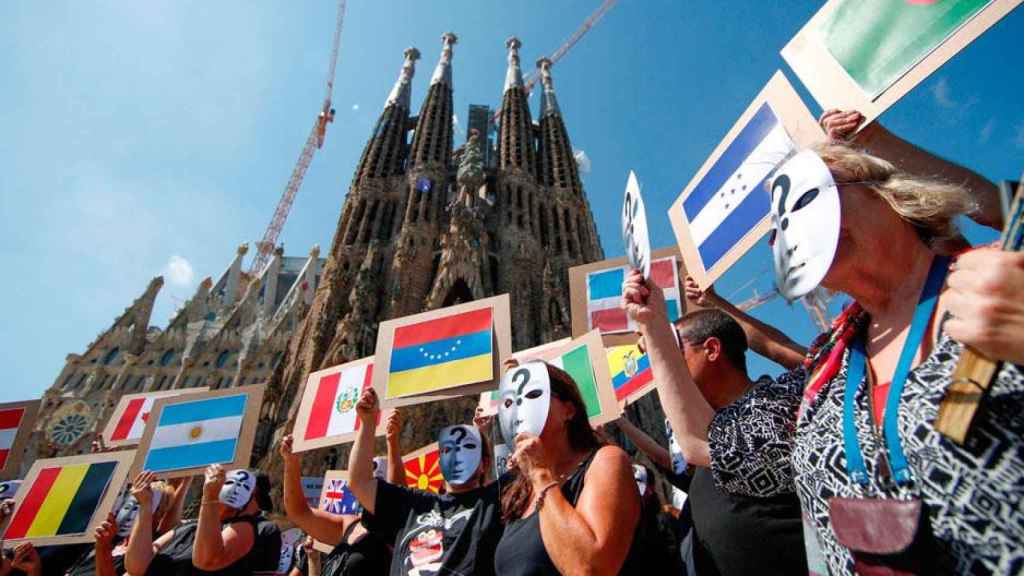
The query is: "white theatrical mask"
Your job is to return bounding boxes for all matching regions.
[493,443,512,478]
[438,425,483,486]
[769,150,841,301]
[219,469,256,509]
[498,362,551,447]
[633,464,649,496]
[277,528,304,573]
[115,490,162,538]
[0,480,21,501]
[372,456,388,481]
[665,418,687,475]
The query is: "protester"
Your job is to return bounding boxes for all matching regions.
[287,536,320,576]
[279,431,391,575]
[124,467,277,575]
[0,543,41,576]
[763,143,1024,574]
[622,283,808,575]
[493,361,641,575]
[348,387,503,576]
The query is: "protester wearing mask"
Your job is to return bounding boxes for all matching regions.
[124,467,275,575]
[622,285,809,575]
[348,388,503,576]
[493,361,641,575]
[279,430,391,576]
[759,144,1024,574]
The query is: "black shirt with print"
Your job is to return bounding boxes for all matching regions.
[363,480,503,576]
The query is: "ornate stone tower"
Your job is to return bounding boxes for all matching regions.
[257,35,603,474]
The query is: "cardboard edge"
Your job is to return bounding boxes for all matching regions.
[535,330,622,427]
[100,388,210,449]
[312,470,351,553]
[0,399,41,481]
[1,449,135,548]
[291,358,390,453]
[130,384,266,480]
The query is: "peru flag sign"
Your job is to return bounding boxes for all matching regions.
[292,358,390,453]
[101,389,207,448]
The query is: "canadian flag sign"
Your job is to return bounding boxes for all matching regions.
[101,389,207,448]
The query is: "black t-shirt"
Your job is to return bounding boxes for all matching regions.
[253,515,282,573]
[363,480,503,576]
[146,516,260,576]
[63,544,127,576]
[294,521,391,576]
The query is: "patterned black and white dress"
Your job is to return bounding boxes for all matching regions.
[791,330,1024,575]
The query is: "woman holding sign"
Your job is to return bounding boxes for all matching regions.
[493,361,642,575]
[349,388,503,576]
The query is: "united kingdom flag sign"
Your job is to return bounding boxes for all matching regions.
[319,471,360,516]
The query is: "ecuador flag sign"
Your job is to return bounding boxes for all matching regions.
[2,451,134,546]
[607,344,655,404]
[403,442,443,494]
[374,295,512,407]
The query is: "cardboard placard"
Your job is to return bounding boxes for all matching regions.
[373,294,512,408]
[312,470,357,553]
[1,450,135,547]
[291,357,391,453]
[130,384,265,480]
[477,337,574,417]
[668,72,824,288]
[0,399,41,481]
[569,247,686,347]
[402,442,443,494]
[535,330,623,427]
[781,0,1022,127]
[101,388,209,448]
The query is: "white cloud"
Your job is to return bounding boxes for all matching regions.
[164,255,195,286]
[574,149,591,174]
[978,118,995,144]
[931,77,956,109]
[351,104,360,111]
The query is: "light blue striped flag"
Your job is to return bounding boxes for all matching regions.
[143,394,247,472]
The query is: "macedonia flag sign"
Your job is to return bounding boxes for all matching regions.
[2,451,134,546]
[403,442,443,494]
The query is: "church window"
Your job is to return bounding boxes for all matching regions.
[102,347,121,366]
[216,350,231,369]
[158,375,167,390]
[62,373,76,390]
[159,350,175,367]
[539,209,549,247]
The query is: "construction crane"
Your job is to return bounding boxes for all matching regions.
[492,0,618,123]
[248,0,347,275]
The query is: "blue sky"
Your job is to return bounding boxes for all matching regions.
[2,1,1020,401]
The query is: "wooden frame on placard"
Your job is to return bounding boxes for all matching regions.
[1,450,135,547]
[312,470,351,553]
[373,294,512,408]
[568,247,686,347]
[537,330,623,427]
[781,0,1022,128]
[130,384,265,480]
[668,72,824,288]
[100,388,209,448]
[0,399,40,480]
[291,358,391,453]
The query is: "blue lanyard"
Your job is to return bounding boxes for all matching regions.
[843,256,950,487]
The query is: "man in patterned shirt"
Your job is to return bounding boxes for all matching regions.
[623,271,807,576]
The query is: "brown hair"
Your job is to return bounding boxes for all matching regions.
[500,363,604,521]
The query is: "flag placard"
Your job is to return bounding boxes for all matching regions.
[311,470,360,553]
[569,247,686,347]
[402,442,443,495]
[292,358,391,453]
[781,0,1021,127]
[536,330,622,427]
[478,338,572,417]
[100,388,208,449]
[606,344,655,405]
[130,385,265,480]
[0,400,40,480]
[668,72,824,288]
[373,294,512,408]
[1,450,134,546]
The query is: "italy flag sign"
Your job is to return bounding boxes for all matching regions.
[133,385,265,479]
[2,451,134,546]
[292,358,391,452]
[374,295,512,407]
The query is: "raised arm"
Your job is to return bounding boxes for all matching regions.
[349,388,380,514]
[93,514,119,576]
[615,417,672,471]
[385,409,404,486]
[822,109,1003,229]
[192,465,255,571]
[624,270,714,467]
[280,434,353,546]
[124,471,159,575]
[156,476,189,534]
[685,277,806,370]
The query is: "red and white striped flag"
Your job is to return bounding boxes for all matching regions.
[293,359,386,451]
[102,389,207,447]
[0,408,26,469]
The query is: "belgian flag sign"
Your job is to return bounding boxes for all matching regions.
[2,451,134,546]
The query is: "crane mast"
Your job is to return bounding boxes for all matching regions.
[249,0,347,275]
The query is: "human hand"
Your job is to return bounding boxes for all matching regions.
[473,407,494,436]
[385,410,403,445]
[355,388,380,427]
[202,465,226,502]
[279,435,301,469]
[510,432,555,488]
[622,269,668,327]
[11,543,40,576]
[503,357,520,372]
[945,249,1024,365]
[819,109,865,141]
[94,513,117,552]
[130,470,156,509]
[684,276,718,307]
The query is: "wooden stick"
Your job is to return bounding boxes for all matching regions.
[936,179,1023,444]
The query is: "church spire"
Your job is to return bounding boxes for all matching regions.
[498,36,536,176]
[410,33,457,170]
[351,47,419,186]
[536,57,561,118]
[430,32,457,86]
[504,37,524,91]
[385,47,420,110]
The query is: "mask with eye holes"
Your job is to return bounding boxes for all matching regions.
[768,150,841,301]
[498,361,551,447]
[114,487,162,538]
[438,425,483,486]
[371,457,387,481]
[218,469,256,510]
[664,418,687,475]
